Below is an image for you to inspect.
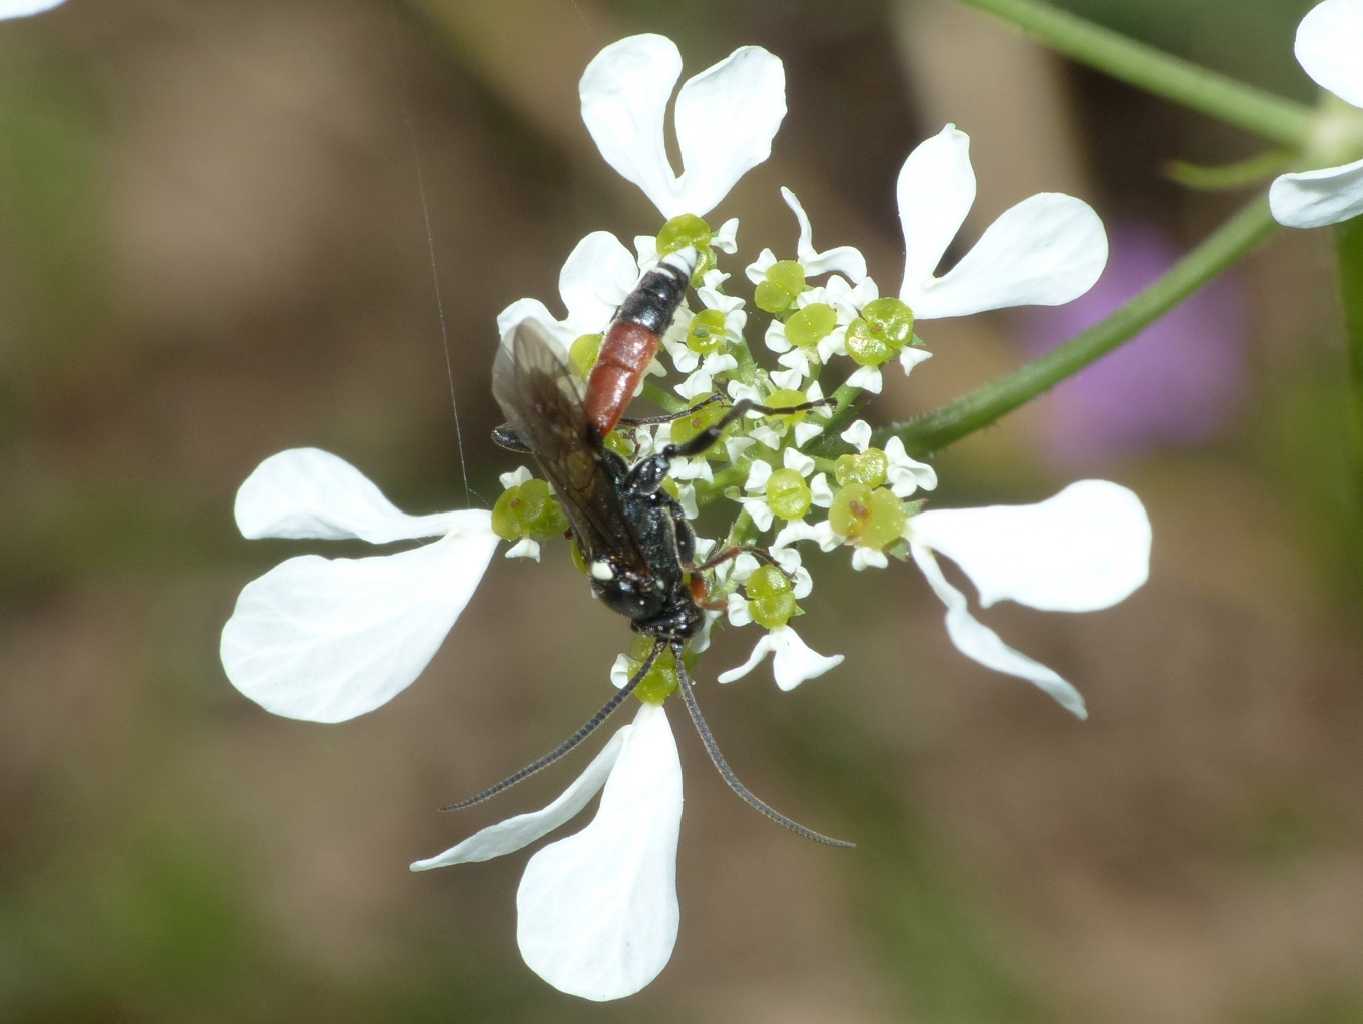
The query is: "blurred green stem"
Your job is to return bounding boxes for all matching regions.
[879,195,1277,455]
[954,0,1315,149]
[1334,218,1363,468]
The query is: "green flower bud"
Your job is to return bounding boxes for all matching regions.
[844,297,916,368]
[829,482,906,550]
[746,563,798,630]
[569,333,602,378]
[834,448,889,489]
[625,635,678,705]
[784,302,836,348]
[687,308,730,355]
[657,214,716,282]
[861,297,915,346]
[491,478,568,541]
[754,260,806,315]
[765,467,812,520]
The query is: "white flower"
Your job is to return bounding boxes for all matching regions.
[717,626,843,691]
[219,449,499,723]
[580,34,786,218]
[907,480,1151,718]
[1269,0,1363,228]
[661,269,746,377]
[498,466,542,562]
[411,702,682,1001]
[738,447,832,532]
[496,231,637,353]
[897,124,1108,319]
[744,186,868,284]
[0,0,65,18]
[839,419,938,497]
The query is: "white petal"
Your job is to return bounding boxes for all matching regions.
[579,35,685,217]
[777,349,813,376]
[772,518,840,553]
[1295,0,1363,108]
[810,472,834,508]
[911,480,1150,612]
[609,653,633,689]
[727,591,752,626]
[722,439,755,469]
[899,347,933,375]
[0,0,65,18]
[740,497,775,533]
[672,46,786,217]
[234,448,464,543]
[780,186,868,281]
[840,420,873,451]
[717,626,843,691]
[850,547,889,572]
[845,365,883,393]
[220,521,498,722]
[496,299,574,353]
[505,538,541,562]
[764,319,793,353]
[517,704,682,1001]
[783,447,815,476]
[907,194,1108,319]
[769,368,804,390]
[634,234,660,269]
[558,231,638,330]
[793,422,823,447]
[409,726,630,870]
[1270,157,1363,228]
[746,248,778,285]
[911,545,1087,718]
[677,482,700,520]
[731,552,761,582]
[791,565,814,600]
[884,437,938,497]
[499,465,534,490]
[744,459,773,492]
[897,125,976,294]
[751,424,784,450]
[713,217,740,253]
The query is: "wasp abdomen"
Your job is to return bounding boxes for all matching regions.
[584,247,698,437]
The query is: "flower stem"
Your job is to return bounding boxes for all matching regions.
[954,0,1315,149]
[880,195,1277,456]
[1334,217,1363,472]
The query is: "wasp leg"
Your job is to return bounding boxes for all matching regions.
[671,641,854,849]
[660,397,836,460]
[491,423,532,453]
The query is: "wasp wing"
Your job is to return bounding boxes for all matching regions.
[492,320,646,570]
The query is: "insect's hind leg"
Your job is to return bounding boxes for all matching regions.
[660,397,835,460]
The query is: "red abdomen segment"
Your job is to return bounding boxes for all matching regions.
[582,246,697,438]
[585,321,659,437]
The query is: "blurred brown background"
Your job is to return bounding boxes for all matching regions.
[3,1,1361,1021]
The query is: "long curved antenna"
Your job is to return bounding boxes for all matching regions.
[440,641,663,812]
[671,642,854,849]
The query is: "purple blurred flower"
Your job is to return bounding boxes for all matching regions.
[1022,223,1247,467]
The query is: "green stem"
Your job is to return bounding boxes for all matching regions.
[881,195,1277,456]
[807,380,867,456]
[1335,217,1363,466]
[1165,149,1295,192]
[955,0,1315,149]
